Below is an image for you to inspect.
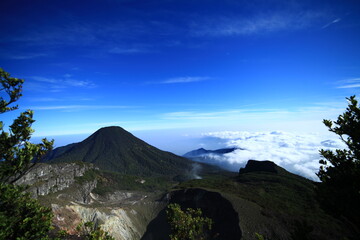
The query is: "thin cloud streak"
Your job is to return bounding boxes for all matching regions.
[26,97,95,102]
[30,76,96,89]
[338,84,360,89]
[109,47,150,54]
[191,11,327,37]
[322,18,341,29]
[9,53,48,60]
[146,76,212,85]
[337,78,360,88]
[160,104,345,132]
[161,76,211,84]
[28,105,136,111]
[162,106,341,121]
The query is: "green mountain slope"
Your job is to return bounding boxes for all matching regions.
[46,126,196,176]
[174,160,356,239]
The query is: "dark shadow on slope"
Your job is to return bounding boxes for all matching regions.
[141,188,242,240]
[141,208,171,240]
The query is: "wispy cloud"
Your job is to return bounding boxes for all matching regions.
[29,105,135,111]
[161,76,211,84]
[163,109,293,121]
[109,47,150,54]
[26,97,95,102]
[26,97,63,102]
[160,103,345,132]
[4,19,168,49]
[337,78,360,88]
[30,76,96,91]
[190,11,327,37]
[9,53,48,60]
[322,18,341,29]
[163,111,227,120]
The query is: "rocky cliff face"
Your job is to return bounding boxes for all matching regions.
[15,162,164,240]
[52,204,143,240]
[15,162,96,198]
[50,191,164,240]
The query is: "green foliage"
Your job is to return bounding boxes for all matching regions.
[75,169,99,184]
[166,203,213,240]
[0,68,54,184]
[92,171,174,195]
[75,221,115,240]
[254,232,265,240]
[0,68,54,239]
[177,170,354,238]
[317,95,360,227]
[0,68,23,113]
[0,184,53,240]
[56,229,68,238]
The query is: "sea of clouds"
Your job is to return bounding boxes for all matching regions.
[197,131,346,181]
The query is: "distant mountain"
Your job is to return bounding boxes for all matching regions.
[45,126,199,177]
[183,147,240,158]
[183,147,243,171]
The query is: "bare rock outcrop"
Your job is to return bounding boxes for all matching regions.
[15,162,96,198]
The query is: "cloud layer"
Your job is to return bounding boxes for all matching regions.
[198,131,346,180]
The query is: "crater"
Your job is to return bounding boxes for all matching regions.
[142,188,242,240]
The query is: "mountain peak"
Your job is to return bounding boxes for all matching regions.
[97,126,126,132]
[183,147,239,158]
[47,126,194,176]
[92,126,130,137]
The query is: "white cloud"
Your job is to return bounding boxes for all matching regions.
[109,47,149,54]
[322,18,341,29]
[161,76,211,84]
[29,105,134,111]
[163,110,236,120]
[191,11,327,37]
[30,76,96,90]
[9,53,48,60]
[198,131,346,181]
[337,78,360,88]
[162,104,344,128]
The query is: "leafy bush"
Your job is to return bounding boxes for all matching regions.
[0,68,54,239]
[317,96,360,228]
[0,184,53,240]
[76,221,115,240]
[166,203,213,240]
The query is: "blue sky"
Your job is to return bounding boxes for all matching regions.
[1,0,360,152]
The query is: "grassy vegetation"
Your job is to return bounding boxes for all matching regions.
[75,169,99,184]
[92,170,176,196]
[176,170,355,239]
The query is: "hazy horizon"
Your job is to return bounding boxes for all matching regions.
[31,126,345,181]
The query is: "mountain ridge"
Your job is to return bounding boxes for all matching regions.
[45,126,197,177]
[183,147,240,158]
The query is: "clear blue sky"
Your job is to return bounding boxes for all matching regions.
[1,0,360,147]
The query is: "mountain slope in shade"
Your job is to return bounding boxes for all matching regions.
[183,147,243,172]
[183,147,240,158]
[45,126,195,176]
